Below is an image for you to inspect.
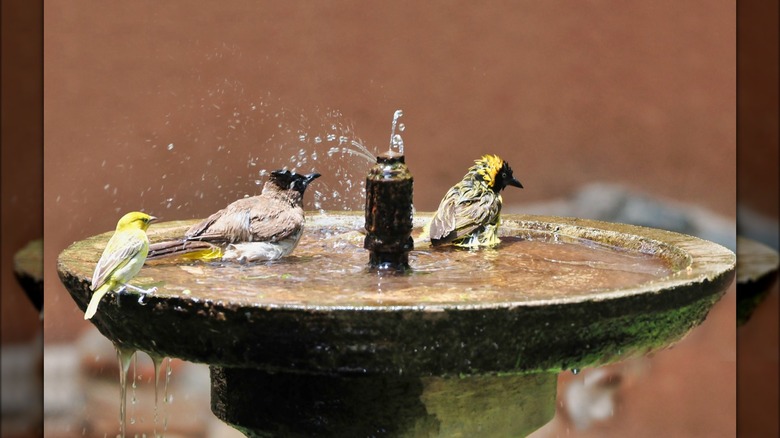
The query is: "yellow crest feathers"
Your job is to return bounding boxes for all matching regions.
[470,154,505,187]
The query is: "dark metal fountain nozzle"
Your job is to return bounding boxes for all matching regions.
[364,150,414,273]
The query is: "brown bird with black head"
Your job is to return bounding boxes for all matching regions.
[148,170,320,263]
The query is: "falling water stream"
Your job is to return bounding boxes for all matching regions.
[150,355,172,438]
[112,345,174,437]
[115,345,135,438]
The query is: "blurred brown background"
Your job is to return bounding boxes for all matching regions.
[736,1,779,438]
[37,0,745,436]
[1,0,43,345]
[1,0,43,434]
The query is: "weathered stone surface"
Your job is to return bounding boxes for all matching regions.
[211,367,556,437]
[14,238,43,312]
[58,212,734,437]
[736,236,779,325]
[58,213,734,375]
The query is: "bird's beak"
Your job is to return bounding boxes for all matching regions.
[148,216,158,223]
[508,178,523,189]
[305,173,321,184]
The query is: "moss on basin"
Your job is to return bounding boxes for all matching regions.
[211,367,556,437]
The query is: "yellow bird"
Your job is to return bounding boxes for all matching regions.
[85,211,156,320]
[425,154,522,248]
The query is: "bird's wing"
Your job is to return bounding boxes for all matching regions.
[248,201,305,242]
[91,231,145,291]
[186,197,303,244]
[185,197,256,243]
[430,187,499,243]
[428,188,459,241]
[451,192,500,237]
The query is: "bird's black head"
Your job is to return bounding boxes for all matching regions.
[496,160,523,192]
[269,169,321,193]
[472,154,523,192]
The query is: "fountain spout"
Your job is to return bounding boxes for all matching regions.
[364,150,414,273]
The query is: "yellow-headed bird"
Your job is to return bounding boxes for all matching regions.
[148,170,320,263]
[425,154,522,247]
[85,211,156,320]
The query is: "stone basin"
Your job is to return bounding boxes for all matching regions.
[57,212,735,437]
[736,236,779,326]
[14,238,43,312]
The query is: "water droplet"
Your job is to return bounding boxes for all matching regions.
[388,110,405,154]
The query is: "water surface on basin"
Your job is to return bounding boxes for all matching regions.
[145,226,674,307]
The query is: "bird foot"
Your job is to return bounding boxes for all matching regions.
[135,286,157,305]
[118,283,157,305]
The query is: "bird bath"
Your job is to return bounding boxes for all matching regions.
[14,238,44,312]
[57,211,734,436]
[736,236,779,326]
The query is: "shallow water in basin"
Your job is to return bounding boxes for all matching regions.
[144,227,674,307]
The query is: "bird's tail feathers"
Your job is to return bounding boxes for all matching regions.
[84,282,110,320]
[147,239,223,261]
